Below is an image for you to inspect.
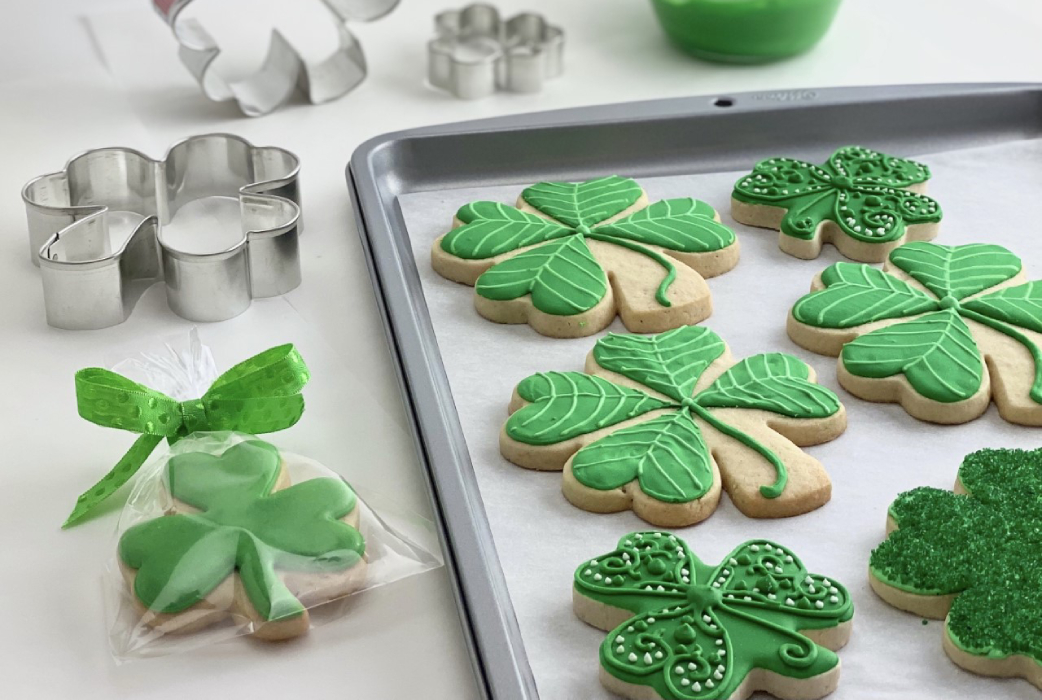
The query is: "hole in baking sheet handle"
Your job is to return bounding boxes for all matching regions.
[713,96,735,108]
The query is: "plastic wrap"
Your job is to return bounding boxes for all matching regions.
[97,333,442,660]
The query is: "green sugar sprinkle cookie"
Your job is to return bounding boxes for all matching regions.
[501,326,846,526]
[432,175,740,338]
[788,241,1042,426]
[870,448,1042,689]
[732,145,942,263]
[575,531,854,700]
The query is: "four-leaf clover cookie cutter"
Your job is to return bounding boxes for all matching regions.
[153,0,400,116]
[428,3,564,99]
[22,133,302,330]
[575,532,854,700]
[732,146,943,262]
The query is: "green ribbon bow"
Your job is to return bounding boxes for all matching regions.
[64,344,310,528]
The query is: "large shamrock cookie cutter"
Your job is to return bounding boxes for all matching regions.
[432,175,740,338]
[500,326,846,526]
[22,133,301,330]
[575,532,854,700]
[789,241,1042,426]
[732,146,942,262]
[154,0,400,116]
[118,439,366,640]
[870,448,1042,689]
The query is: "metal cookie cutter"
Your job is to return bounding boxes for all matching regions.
[153,0,400,117]
[22,134,302,330]
[428,3,564,99]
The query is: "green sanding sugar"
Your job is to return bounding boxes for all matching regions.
[870,448,1042,661]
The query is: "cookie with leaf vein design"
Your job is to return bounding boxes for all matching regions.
[788,241,1042,425]
[432,176,740,338]
[732,146,942,262]
[500,326,846,526]
[575,531,854,700]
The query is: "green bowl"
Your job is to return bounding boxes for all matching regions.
[650,0,843,64]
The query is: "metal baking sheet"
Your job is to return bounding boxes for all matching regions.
[346,84,1042,700]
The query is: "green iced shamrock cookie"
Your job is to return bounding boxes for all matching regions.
[788,241,1042,426]
[732,146,942,262]
[575,531,854,700]
[118,439,365,639]
[432,176,740,338]
[501,326,845,526]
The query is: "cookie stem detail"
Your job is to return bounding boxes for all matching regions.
[687,404,787,499]
[961,308,1042,403]
[586,231,677,307]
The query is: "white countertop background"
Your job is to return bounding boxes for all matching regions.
[1,1,1041,698]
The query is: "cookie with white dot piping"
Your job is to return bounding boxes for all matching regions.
[731,146,942,262]
[575,531,854,700]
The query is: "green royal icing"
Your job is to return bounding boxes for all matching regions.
[733,145,942,244]
[118,440,364,622]
[506,327,841,502]
[791,241,1042,406]
[576,532,853,699]
[870,448,1042,664]
[442,176,736,316]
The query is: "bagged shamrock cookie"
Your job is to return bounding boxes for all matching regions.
[107,432,440,656]
[66,333,441,658]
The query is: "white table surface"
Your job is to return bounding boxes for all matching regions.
[1,1,1040,699]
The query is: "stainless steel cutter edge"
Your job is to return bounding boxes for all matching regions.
[153,0,400,116]
[22,133,302,330]
[428,3,564,100]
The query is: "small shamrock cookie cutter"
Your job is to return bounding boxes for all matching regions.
[118,439,366,640]
[789,241,1042,426]
[433,175,740,338]
[153,0,400,116]
[575,532,854,700]
[22,133,302,330]
[501,326,846,526]
[732,145,943,262]
[428,3,564,99]
[870,448,1042,689]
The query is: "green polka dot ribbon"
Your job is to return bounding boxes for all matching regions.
[64,344,310,529]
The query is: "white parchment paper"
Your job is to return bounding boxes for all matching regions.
[398,139,1042,700]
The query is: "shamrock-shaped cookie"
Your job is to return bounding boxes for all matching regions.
[500,326,846,526]
[432,176,739,338]
[576,532,854,700]
[118,440,366,640]
[732,146,942,262]
[870,448,1042,689]
[789,241,1042,426]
